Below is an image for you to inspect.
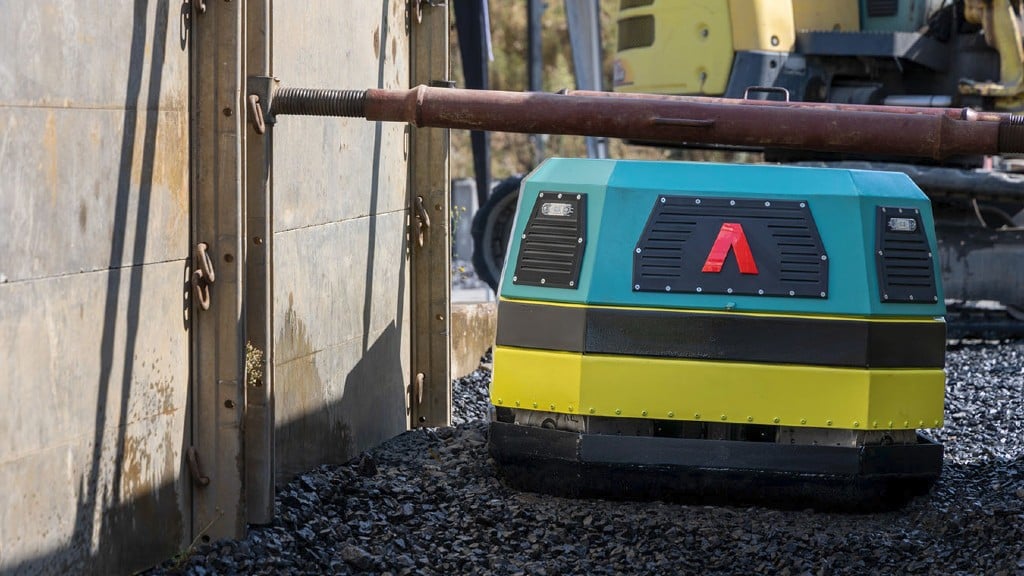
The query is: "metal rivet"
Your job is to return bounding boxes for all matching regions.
[522,234,527,239]
[695,199,701,204]
[615,408,622,415]
[515,401,521,407]
[497,399,503,405]
[903,420,909,427]
[253,236,264,245]
[540,193,545,198]
[222,107,232,116]
[696,287,703,293]
[799,202,806,208]
[747,416,754,422]
[513,276,518,282]
[720,414,727,421]
[550,404,555,410]
[694,413,701,419]
[667,411,675,418]
[789,290,795,296]
[665,286,671,292]
[877,250,884,256]
[569,281,575,287]
[934,420,940,427]
[918,420,925,427]
[589,408,596,414]
[773,417,780,424]
[873,421,878,428]
[826,420,833,426]
[730,200,736,206]
[726,288,733,294]
[765,201,771,207]
[821,255,827,261]
[577,195,582,200]
[634,284,640,290]
[757,289,764,295]
[557,193,563,199]
[532,402,538,408]
[578,237,583,243]
[540,279,546,284]
[568,405,574,412]
[636,248,642,254]
[853,421,860,428]
[224,400,235,409]
[800,418,807,425]
[641,410,648,417]
[888,421,894,428]
[660,197,666,203]
[820,292,826,298]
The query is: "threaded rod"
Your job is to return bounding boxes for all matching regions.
[999,114,1024,154]
[271,88,367,118]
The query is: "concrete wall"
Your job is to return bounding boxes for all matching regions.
[0,1,191,574]
[0,1,418,571]
[271,1,412,481]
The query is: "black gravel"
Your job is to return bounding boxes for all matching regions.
[151,342,1024,575]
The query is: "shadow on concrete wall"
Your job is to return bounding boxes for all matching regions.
[274,317,408,485]
[274,0,410,486]
[5,1,188,574]
[73,0,187,571]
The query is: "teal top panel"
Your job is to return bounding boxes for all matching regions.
[499,158,944,318]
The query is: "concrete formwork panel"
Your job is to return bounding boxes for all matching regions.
[0,1,191,573]
[271,0,412,478]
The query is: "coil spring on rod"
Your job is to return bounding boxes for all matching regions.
[272,88,367,118]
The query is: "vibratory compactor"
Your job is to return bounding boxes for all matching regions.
[486,158,947,510]
[249,82,1018,509]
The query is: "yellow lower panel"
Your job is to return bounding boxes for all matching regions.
[492,347,944,430]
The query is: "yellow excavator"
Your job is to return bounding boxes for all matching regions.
[614,0,1024,108]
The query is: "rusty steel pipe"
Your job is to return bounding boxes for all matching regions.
[564,89,1016,122]
[269,85,1024,159]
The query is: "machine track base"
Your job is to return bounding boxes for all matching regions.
[488,422,942,512]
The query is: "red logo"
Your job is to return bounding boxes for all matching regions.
[701,222,759,274]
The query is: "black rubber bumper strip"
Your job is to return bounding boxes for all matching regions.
[496,300,946,368]
[488,421,944,511]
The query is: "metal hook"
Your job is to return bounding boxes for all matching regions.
[248,94,266,135]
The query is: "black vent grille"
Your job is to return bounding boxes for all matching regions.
[620,0,655,9]
[513,192,587,289]
[866,0,898,17]
[617,16,655,51]
[875,206,937,303]
[633,196,828,298]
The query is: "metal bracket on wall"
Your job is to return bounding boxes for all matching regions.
[415,0,447,24]
[247,76,278,132]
